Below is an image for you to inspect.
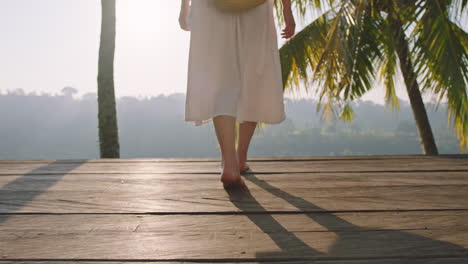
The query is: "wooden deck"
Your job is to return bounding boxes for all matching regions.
[1,155,467,263]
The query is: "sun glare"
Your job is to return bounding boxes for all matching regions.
[117,0,172,37]
[112,0,190,98]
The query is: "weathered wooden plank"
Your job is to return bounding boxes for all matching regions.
[0,154,466,164]
[1,259,468,264]
[1,171,467,187]
[0,157,466,175]
[1,226,467,259]
[1,174,467,213]
[0,181,468,213]
[3,160,465,174]
[0,188,466,213]
[1,211,467,234]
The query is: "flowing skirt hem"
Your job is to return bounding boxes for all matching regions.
[185,113,286,127]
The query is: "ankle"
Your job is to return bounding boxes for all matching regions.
[236,149,247,158]
[222,166,240,176]
[223,158,239,168]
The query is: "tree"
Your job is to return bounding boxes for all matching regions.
[278,0,467,154]
[97,0,120,158]
[61,86,78,98]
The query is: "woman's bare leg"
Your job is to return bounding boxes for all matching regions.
[237,121,257,172]
[213,115,245,187]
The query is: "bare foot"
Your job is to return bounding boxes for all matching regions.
[220,169,246,189]
[237,153,250,173]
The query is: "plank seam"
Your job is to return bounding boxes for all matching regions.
[1,254,468,262]
[1,169,468,176]
[1,208,468,215]
[0,154,466,164]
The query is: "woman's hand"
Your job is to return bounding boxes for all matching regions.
[179,0,190,31]
[281,0,295,39]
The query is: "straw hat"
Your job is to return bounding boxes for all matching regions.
[215,0,267,12]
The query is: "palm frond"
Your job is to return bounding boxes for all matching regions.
[412,0,468,149]
[377,10,400,110]
[280,1,382,122]
[278,0,468,149]
[280,10,331,93]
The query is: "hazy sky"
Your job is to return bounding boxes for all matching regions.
[0,0,448,104]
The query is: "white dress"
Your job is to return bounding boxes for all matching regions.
[184,0,286,126]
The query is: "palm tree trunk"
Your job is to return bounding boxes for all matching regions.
[389,16,439,155]
[97,0,120,158]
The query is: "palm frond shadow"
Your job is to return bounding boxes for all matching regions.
[226,172,468,262]
[0,161,88,224]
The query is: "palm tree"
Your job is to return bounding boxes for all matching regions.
[278,0,467,154]
[97,0,120,158]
